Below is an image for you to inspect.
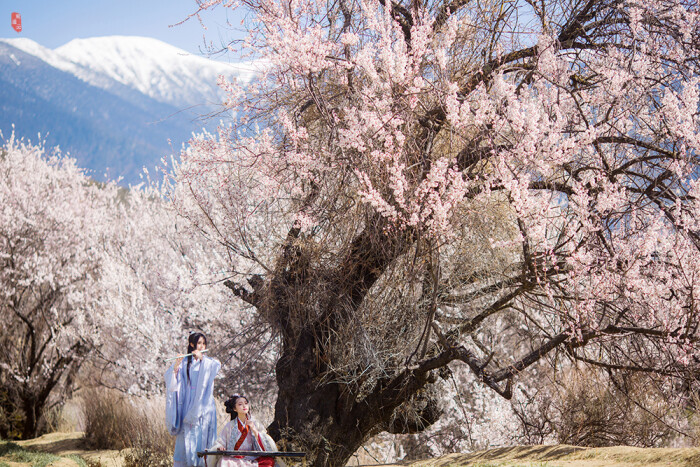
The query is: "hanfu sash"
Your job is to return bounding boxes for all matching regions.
[233,419,273,467]
[233,418,249,458]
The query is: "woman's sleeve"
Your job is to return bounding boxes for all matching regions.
[251,421,270,451]
[262,433,279,451]
[165,363,180,392]
[256,428,287,467]
[211,421,231,451]
[164,363,182,434]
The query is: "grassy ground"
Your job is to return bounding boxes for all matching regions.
[0,438,87,467]
[4,432,122,467]
[4,432,700,467]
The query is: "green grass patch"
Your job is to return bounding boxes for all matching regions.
[0,439,87,467]
[69,454,89,466]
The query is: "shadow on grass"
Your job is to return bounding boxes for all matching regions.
[22,435,88,454]
[1,440,60,466]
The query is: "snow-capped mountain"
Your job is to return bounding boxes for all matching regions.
[3,36,258,110]
[1,37,80,73]
[0,36,258,184]
[55,36,258,109]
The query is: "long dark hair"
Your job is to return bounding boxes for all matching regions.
[224,394,249,421]
[186,332,207,383]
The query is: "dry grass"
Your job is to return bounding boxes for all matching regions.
[397,445,700,466]
[552,372,677,448]
[81,387,172,465]
[510,368,693,449]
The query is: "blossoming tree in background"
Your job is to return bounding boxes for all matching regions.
[96,179,257,399]
[0,137,121,439]
[115,184,263,412]
[171,0,700,464]
[0,137,239,439]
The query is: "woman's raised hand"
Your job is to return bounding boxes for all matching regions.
[173,357,183,372]
[246,419,259,436]
[193,349,203,360]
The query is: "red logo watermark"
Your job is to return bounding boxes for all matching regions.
[11,12,22,33]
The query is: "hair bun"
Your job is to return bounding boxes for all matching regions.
[224,399,235,414]
[224,394,243,414]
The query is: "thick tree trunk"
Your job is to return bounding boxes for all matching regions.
[262,221,437,465]
[268,341,371,466]
[267,330,442,466]
[21,396,40,440]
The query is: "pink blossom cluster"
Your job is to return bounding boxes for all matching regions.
[171,0,700,358]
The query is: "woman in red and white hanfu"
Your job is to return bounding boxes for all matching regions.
[211,394,284,467]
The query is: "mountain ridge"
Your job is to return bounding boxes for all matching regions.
[1,36,258,109]
[0,36,255,184]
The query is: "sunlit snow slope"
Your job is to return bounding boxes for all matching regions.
[57,36,258,108]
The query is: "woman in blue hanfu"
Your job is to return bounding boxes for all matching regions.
[165,332,221,467]
[210,394,285,467]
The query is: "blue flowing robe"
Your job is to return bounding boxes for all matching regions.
[165,355,221,467]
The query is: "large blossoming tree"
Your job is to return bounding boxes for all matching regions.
[172,0,700,464]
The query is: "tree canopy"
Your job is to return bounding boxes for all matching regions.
[171,0,700,465]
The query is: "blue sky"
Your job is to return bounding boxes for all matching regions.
[0,1,246,59]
